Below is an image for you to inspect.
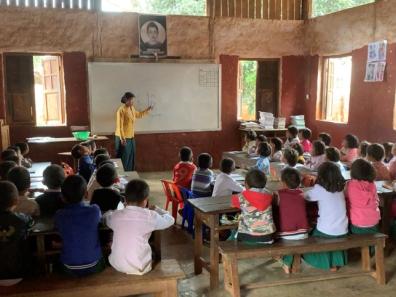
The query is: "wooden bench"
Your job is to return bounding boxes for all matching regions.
[219,234,387,297]
[0,259,184,297]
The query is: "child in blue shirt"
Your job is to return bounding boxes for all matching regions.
[71,144,94,183]
[255,142,272,175]
[55,175,104,277]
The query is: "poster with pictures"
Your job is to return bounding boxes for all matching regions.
[139,15,167,58]
[365,40,387,82]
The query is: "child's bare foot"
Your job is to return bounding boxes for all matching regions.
[330,267,338,272]
[282,264,291,274]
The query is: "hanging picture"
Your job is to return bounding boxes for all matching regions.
[367,40,387,62]
[139,14,167,58]
[364,62,386,82]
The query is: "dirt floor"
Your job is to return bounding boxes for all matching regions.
[140,171,396,297]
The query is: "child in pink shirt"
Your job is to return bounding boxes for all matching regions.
[299,128,312,153]
[340,134,359,164]
[387,143,396,180]
[367,143,391,181]
[346,159,380,254]
[306,141,326,171]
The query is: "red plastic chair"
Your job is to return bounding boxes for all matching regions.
[160,180,184,222]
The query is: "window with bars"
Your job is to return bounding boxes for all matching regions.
[312,0,374,17]
[318,56,352,123]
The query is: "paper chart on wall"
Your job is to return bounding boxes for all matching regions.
[365,40,387,82]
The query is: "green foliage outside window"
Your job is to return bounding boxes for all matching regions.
[313,0,374,17]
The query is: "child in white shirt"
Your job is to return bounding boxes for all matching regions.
[103,179,174,275]
[284,126,300,149]
[212,158,243,197]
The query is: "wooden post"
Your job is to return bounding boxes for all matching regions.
[374,239,386,285]
[291,254,301,273]
[255,0,262,19]
[229,0,235,17]
[209,214,220,289]
[214,0,221,16]
[263,0,269,19]
[194,211,203,275]
[361,246,371,272]
[301,0,311,19]
[221,0,228,16]
[235,0,242,17]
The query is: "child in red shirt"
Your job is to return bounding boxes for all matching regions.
[172,146,197,189]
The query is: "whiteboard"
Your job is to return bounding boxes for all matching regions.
[88,62,221,134]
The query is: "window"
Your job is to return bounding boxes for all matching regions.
[318,56,352,123]
[102,0,206,16]
[5,54,66,127]
[313,0,374,17]
[238,60,257,121]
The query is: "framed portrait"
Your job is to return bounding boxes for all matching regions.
[139,15,167,58]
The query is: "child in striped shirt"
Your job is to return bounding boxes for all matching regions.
[191,153,214,197]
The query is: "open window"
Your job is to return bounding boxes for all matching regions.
[5,53,66,127]
[318,55,352,123]
[312,0,375,17]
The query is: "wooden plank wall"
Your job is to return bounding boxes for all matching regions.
[207,0,305,20]
[0,0,100,10]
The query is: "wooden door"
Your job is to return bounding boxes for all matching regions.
[256,60,280,117]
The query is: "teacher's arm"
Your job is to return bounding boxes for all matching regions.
[117,108,126,145]
[135,106,153,119]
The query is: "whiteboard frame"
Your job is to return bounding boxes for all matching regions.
[88,62,222,135]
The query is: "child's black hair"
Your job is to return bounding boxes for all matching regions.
[15,142,29,155]
[291,143,304,157]
[7,166,30,193]
[256,134,268,143]
[0,181,19,211]
[1,149,17,161]
[121,92,135,104]
[43,165,65,190]
[318,132,332,146]
[258,142,272,158]
[220,158,235,174]
[325,147,341,162]
[383,142,393,159]
[0,161,17,180]
[245,169,267,189]
[300,128,312,140]
[312,140,325,156]
[180,146,193,162]
[96,164,117,188]
[283,148,298,167]
[281,167,301,189]
[246,130,257,141]
[270,137,283,152]
[93,148,109,158]
[8,145,21,155]
[351,159,376,182]
[61,175,87,204]
[359,141,370,158]
[316,162,345,193]
[198,153,212,169]
[94,154,111,167]
[71,144,83,159]
[287,126,298,138]
[125,179,150,204]
[367,143,385,161]
[344,134,359,149]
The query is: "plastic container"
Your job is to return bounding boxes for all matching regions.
[72,131,90,141]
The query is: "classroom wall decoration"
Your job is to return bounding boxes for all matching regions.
[365,40,387,82]
[139,14,167,58]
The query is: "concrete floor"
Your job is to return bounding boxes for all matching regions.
[140,171,396,297]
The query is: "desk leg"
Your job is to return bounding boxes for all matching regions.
[152,230,161,262]
[380,194,393,236]
[36,235,47,275]
[194,211,203,275]
[209,214,220,290]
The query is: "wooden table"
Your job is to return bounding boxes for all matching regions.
[190,183,396,289]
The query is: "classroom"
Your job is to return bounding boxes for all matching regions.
[1,0,396,296]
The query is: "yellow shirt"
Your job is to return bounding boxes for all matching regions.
[115,105,150,139]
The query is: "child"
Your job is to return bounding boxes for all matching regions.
[242,131,257,154]
[303,162,348,271]
[15,142,32,168]
[91,164,122,212]
[291,143,305,165]
[103,179,174,275]
[35,165,66,217]
[359,141,370,159]
[270,137,283,162]
[255,142,272,175]
[383,142,394,164]
[325,147,347,175]
[275,168,309,273]
[93,148,109,159]
[87,153,111,201]
[340,134,359,164]
[367,143,391,181]
[345,159,380,249]
[212,158,244,197]
[191,153,214,197]
[0,161,17,180]
[306,141,326,171]
[299,128,312,153]
[284,126,299,149]
[231,169,276,244]
[55,175,105,276]
[318,132,332,147]
[254,135,268,155]
[7,166,39,217]
[172,146,197,189]
[1,149,19,165]
[0,181,33,286]
[388,143,396,180]
[282,148,299,169]
[71,144,94,183]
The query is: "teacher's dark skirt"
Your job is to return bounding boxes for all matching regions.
[115,136,136,171]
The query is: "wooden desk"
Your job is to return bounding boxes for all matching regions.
[222,152,258,169]
[239,127,287,137]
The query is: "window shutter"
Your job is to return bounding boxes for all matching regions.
[5,55,35,124]
[42,57,63,123]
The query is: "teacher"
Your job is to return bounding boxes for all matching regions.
[115,92,152,171]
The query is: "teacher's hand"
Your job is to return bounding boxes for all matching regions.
[121,138,126,146]
[147,105,154,111]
